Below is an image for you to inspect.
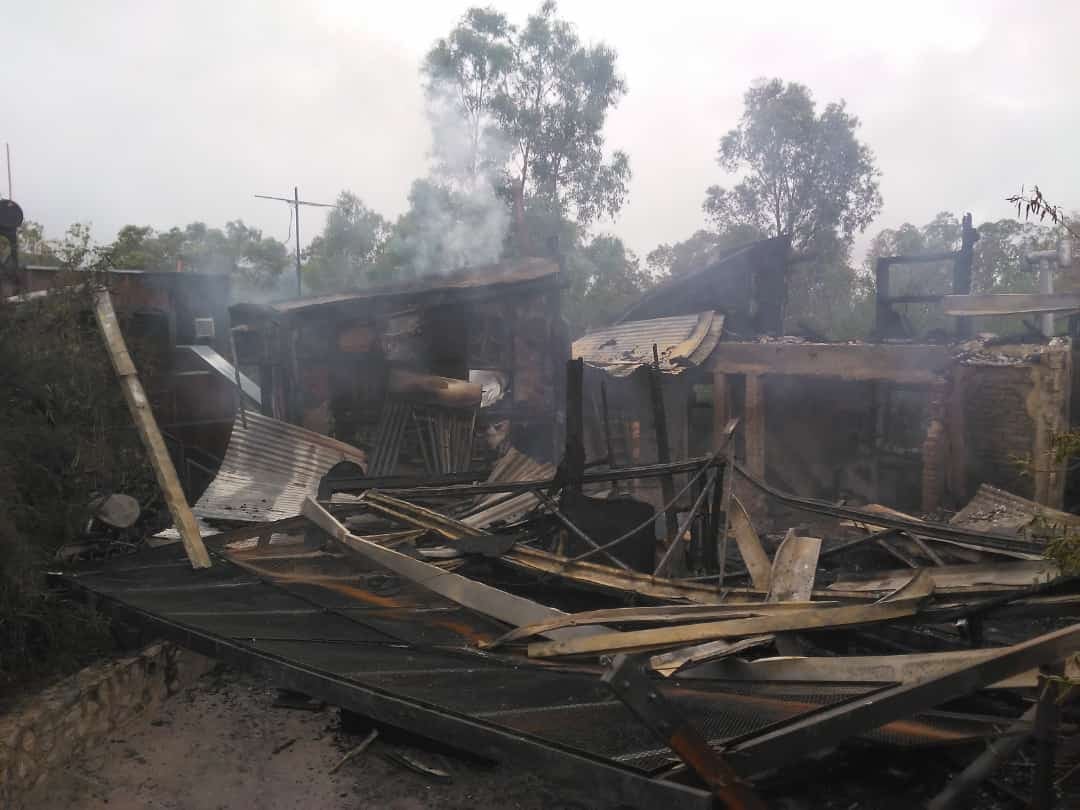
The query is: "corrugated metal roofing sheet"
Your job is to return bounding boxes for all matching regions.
[463,447,556,529]
[571,311,723,377]
[194,411,367,523]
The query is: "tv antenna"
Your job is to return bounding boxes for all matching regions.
[254,187,338,297]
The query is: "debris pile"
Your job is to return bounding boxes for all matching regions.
[56,404,1080,808]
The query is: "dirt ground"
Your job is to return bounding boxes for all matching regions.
[29,667,592,810]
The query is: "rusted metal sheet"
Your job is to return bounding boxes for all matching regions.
[572,311,723,377]
[193,411,367,523]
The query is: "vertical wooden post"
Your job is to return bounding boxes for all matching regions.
[874,257,892,338]
[599,378,615,467]
[953,213,978,339]
[564,358,585,496]
[93,289,211,570]
[744,374,766,481]
[711,370,729,453]
[648,345,678,543]
[744,374,766,516]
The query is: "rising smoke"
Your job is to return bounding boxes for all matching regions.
[393,83,513,276]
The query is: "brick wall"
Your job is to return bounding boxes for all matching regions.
[962,364,1038,499]
[0,642,213,809]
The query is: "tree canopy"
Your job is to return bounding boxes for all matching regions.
[423,1,630,251]
[302,191,389,292]
[704,79,881,254]
[106,220,289,289]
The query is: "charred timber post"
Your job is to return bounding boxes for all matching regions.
[743,374,766,515]
[564,358,585,496]
[953,213,978,338]
[600,378,615,470]
[874,257,891,339]
[92,289,211,570]
[649,345,679,544]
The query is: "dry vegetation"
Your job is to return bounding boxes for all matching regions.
[0,277,159,694]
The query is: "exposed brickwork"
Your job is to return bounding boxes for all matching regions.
[0,642,213,809]
[962,365,1037,499]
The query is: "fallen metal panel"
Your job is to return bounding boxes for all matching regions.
[180,344,261,406]
[303,498,608,642]
[193,411,367,523]
[57,574,712,810]
[572,311,723,377]
[724,622,1080,776]
[55,540,1007,803]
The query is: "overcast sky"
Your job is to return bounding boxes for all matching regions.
[5,0,1079,265]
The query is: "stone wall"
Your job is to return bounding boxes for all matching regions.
[0,642,213,809]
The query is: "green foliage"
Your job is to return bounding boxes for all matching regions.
[423,7,515,187]
[424,2,630,233]
[107,220,289,290]
[645,225,765,277]
[302,191,389,292]
[864,212,1056,336]
[562,231,655,336]
[704,79,881,252]
[0,280,165,689]
[786,251,875,340]
[646,78,882,340]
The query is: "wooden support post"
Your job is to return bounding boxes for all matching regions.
[564,358,585,496]
[648,345,678,544]
[712,371,729,453]
[744,374,766,503]
[953,213,978,339]
[874,257,892,338]
[93,289,211,570]
[600,378,616,468]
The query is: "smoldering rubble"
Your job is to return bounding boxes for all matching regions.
[17,218,1080,810]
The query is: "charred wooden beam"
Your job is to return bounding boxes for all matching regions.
[707,342,950,383]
